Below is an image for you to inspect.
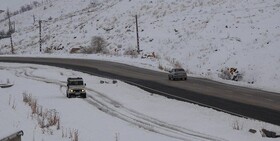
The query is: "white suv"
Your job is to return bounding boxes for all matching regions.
[66,77,87,98]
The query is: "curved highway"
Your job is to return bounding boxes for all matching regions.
[1,56,280,125]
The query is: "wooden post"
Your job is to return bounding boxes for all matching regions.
[7,9,14,54]
[39,20,42,52]
[135,15,140,53]
[7,9,12,32]
[10,35,14,54]
[33,15,36,24]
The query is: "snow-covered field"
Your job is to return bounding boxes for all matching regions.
[0,0,280,140]
[0,0,280,93]
[0,62,279,141]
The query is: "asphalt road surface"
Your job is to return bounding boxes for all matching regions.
[1,57,280,125]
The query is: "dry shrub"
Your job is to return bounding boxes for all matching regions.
[9,94,16,110]
[219,67,243,81]
[37,109,60,129]
[73,130,79,141]
[23,92,37,113]
[174,61,182,68]
[233,120,243,130]
[123,47,138,58]
[62,128,79,141]
[158,63,164,70]
[22,92,60,131]
[158,63,169,72]
[44,47,53,54]
[22,92,32,103]
[165,57,182,68]
[81,36,108,54]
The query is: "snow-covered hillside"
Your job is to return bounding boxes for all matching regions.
[0,0,280,92]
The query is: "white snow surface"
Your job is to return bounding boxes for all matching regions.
[0,0,279,93]
[0,62,279,141]
[0,0,280,140]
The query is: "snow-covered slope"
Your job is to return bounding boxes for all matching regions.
[0,0,279,92]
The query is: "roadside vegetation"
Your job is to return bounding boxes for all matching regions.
[22,92,80,141]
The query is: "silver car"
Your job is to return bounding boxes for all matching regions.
[168,68,187,80]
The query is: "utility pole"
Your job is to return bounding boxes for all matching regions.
[135,15,140,53]
[10,34,14,54]
[39,20,42,52]
[7,9,12,32]
[33,15,36,24]
[7,9,14,54]
[13,22,15,31]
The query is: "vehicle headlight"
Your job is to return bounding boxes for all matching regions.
[82,89,85,92]
[70,89,74,92]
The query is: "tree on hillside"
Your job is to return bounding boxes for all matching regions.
[81,36,108,54]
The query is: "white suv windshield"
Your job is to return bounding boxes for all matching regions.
[68,81,83,85]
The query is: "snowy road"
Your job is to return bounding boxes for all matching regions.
[1,57,280,126]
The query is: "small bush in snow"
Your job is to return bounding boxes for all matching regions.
[19,4,34,13]
[174,61,182,68]
[48,16,53,21]
[123,47,138,58]
[88,0,97,8]
[158,63,164,70]
[232,120,243,130]
[81,36,108,54]
[44,48,53,54]
[219,67,243,81]
[158,63,169,72]
[8,94,16,110]
[62,128,79,141]
[219,68,231,80]
[22,92,60,130]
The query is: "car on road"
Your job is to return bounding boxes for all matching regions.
[66,77,87,98]
[168,68,187,80]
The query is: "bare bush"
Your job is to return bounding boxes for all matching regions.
[166,57,182,68]
[20,4,33,13]
[22,93,60,130]
[158,63,164,70]
[62,128,79,141]
[8,95,16,110]
[37,109,60,129]
[81,36,108,54]
[219,68,229,80]
[22,92,32,104]
[73,129,79,141]
[31,98,37,114]
[158,63,169,72]
[123,47,138,58]
[115,133,120,141]
[233,120,243,130]
[33,1,40,7]
[44,47,53,54]
[219,67,243,81]
[9,95,11,106]
[47,110,59,127]
[174,61,182,68]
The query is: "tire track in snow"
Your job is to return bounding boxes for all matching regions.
[4,65,226,141]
